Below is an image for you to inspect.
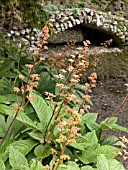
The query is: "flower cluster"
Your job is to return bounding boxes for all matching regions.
[101,39,113,48]
[118,136,128,160]
[52,108,81,169]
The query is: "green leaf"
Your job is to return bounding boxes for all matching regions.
[93,145,119,159]
[97,154,109,170]
[28,131,45,141]
[0,60,15,76]
[2,105,40,130]
[101,117,117,130]
[0,114,7,136]
[0,104,8,114]
[66,161,80,170]
[68,143,85,151]
[9,146,29,170]
[81,114,101,137]
[4,94,22,103]
[78,145,119,164]
[0,158,5,170]
[0,71,17,78]
[101,117,128,133]
[82,113,99,131]
[58,161,80,170]
[0,95,10,104]
[110,124,128,133]
[11,139,38,155]
[71,131,98,151]
[107,159,125,170]
[83,130,98,150]
[97,155,125,170]
[101,135,119,145]
[81,166,96,170]
[82,113,98,123]
[38,72,56,94]
[70,131,98,154]
[0,144,9,162]
[29,159,43,170]
[17,112,40,130]
[30,92,52,130]
[34,144,52,159]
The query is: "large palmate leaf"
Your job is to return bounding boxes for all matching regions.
[9,146,29,170]
[81,166,96,170]
[107,158,125,170]
[81,113,101,134]
[97,154,125,170]
[34,144,52,159]
[101,117,128,133]
[101,117,117,127]
[30,92,52,130]
[29,159,43,170]
[0,60,15,78]
[4,94,22,103]
[0,158,5,170]
[28,131,45,141]
[0,95,10,104]
[69,131,98,152]
[38,72,56,94]
[11,139,38,155]
[68,142,85,151]
[1,105,40,131]
[101,134,119,145]
[0,114,7,137]
[97,154,109,170]
[58,161,80,170]
[78,145,119,164]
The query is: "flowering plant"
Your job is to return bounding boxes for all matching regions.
[0,26,127,170]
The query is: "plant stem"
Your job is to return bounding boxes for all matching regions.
[0,58,37,147]
[52,125,73,170]
[52,140,67,170]
[44,104,57,143]
[104,93,128,125]
[0,109,20,147]
[40,100,65,156]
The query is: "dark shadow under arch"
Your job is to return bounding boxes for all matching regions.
[73,24,122,47]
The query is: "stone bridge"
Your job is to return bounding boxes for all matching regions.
[4,7,128,48]
[48,8,128,47]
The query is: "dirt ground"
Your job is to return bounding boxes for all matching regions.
[90,74,128,169]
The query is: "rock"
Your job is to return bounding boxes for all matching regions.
[87,16,92,24]
[20,29,25,35]
[7,33,11,37]
[15,31,20,36]
[10,30,14,34]
[49,18,56,22]
[67,21,73,28]
[113,21,118,25]
[55,22,60,28]
[75,19,81,25]
[63,22,68,29]
[60,23,65,31]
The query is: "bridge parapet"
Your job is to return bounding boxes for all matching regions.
[48,8,128,46]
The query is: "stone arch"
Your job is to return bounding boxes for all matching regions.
[49,8,128,47]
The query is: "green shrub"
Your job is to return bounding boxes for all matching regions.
[0,25,127,170]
